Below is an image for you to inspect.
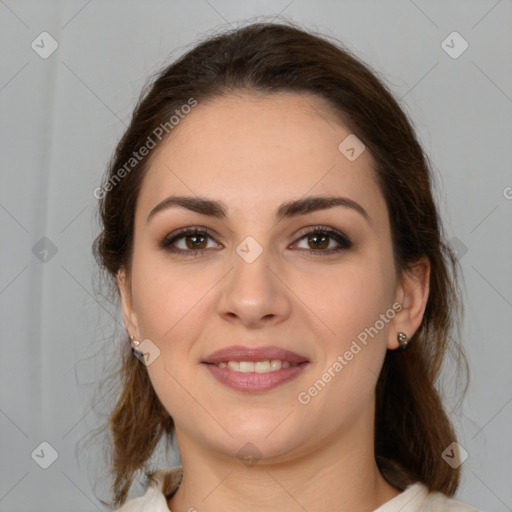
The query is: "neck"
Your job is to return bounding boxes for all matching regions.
[167,418,401,512]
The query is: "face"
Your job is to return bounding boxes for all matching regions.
[118,92,426,464]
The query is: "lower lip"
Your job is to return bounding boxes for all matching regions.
[203,362,309,392]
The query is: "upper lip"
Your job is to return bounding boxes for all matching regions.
[202,345,309,364]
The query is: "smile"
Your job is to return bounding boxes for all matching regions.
[214,360,300,372]
[203,360,309,392]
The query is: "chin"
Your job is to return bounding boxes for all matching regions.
[217,421,304,459]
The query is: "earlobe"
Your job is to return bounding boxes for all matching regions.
[387,256,431,350]
[116,267,138,338]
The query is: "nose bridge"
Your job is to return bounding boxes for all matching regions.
[230,234,276,301]
[218,234,291,326]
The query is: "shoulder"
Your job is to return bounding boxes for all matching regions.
[374,482,483,512]
[112,466,183,512]
[421,486,482,512]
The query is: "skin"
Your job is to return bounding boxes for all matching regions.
[117,91,430,512]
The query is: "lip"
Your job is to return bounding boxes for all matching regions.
[202,345,309,365]
[204,363,309,392]
[202,345,310,393]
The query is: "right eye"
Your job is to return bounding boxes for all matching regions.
[159,227,221,256]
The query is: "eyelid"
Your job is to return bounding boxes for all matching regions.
[159,224,352,255]
[291,225,352,252]
[158,226,219,249]
[293,224,348,242]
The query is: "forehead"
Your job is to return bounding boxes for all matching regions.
[136,92,385,225]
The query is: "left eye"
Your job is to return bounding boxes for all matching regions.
[159,226,352,256]
[294,228,352,253]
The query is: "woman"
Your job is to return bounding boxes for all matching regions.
[92,21,480,511]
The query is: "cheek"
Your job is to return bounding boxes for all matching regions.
[130,261,213,419]
[297,261,393,345]
[298,279,391,418]
[295,260,394,400]
[130,252,209,340]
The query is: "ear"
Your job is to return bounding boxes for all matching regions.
[117,267,139,339]
[387,255,430,350]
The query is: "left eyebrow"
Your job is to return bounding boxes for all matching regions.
[146,195,370,224]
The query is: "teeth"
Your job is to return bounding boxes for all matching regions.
[255,360,270,373]
[239,361,254,373]
[227,361,240,371]
[270,359,281,370]
[215,360,299,373]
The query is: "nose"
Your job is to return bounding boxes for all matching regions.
[217,242,292,329]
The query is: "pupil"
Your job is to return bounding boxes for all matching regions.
[310,234,328,249]
[187,235,205,249]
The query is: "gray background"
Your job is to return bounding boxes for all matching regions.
[1,1,511,510]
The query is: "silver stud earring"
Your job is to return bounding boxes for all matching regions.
[396,332,409,351]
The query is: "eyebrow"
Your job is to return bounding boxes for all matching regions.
[146,195,370,224]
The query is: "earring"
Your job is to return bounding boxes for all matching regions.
[129,334,140,351]
[396,332,410,351]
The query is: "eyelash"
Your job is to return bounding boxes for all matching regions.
[158,225,352,257]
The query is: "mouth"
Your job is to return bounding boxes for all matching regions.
[208,359,304,373]
[202,345,310,392]
[203,345,309,364]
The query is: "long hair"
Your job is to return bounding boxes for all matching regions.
[91,20,468,507]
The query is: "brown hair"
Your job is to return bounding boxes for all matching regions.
[91,19,468,507]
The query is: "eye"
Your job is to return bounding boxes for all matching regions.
[159,227,220,257]
[292,226,352,255]
[158,225,352,256]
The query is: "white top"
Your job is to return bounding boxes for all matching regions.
[114,466,482,512]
